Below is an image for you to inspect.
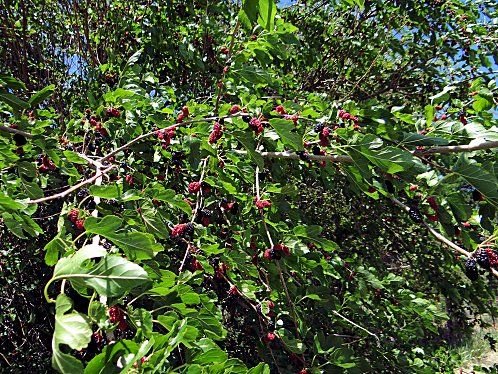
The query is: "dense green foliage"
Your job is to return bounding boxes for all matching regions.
[1,0,498,372]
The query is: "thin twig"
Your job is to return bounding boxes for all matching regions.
[332,310,380,343]
[98,115,241,163]
[27,166,115,204]
[390,197,498,279]
[0,125,33,138]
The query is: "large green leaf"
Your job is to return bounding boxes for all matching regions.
[258,0,277,31]
[454,156,498,204]
[238,0,259,30]
[0,92,30,110]
[268,118,304,151]
[51,244,150,297]
[29,84,55,107]
[52,294,92,374]
[85,215,163,260]
[0,75,26,90]
[357,146,421,174]
[232,130,264,168]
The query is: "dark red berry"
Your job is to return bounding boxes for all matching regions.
[255,198,271,210]
[229,105,241,114]
[68,209,79,223]
[474,249,490,269]
[125,174,134,186]
[75,219,85,231]
[188,181,201,194]
[275,105,286,115]
[181,106,189,117]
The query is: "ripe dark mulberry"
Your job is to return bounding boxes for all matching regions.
[408,207,423,223]
[314,123,324,133]
[171,222,194,239]
[465,258,479,281]
[474,249,490,269]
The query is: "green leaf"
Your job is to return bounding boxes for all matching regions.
[424,105,435,126]
[89,183,123,199]
[358,146,420,174]
[454,157,498,204]
[472,94,493,112]
[29,84,55,107]
[232,130,264,169]
[258,0,277,31]
[2,212,26,238]
[52,294,92,374]
[63,151,87,164]
[247,363,271,374]
[84,216,162,260]
[84,339,140,374]
[0,92,30,110]
[0,193,28,210]
[44,229,73,265]
[268,119,303,151]
[141,207,168,239]
[52,244,150,297]
[0,75,26,90]
[429,85,455,104]
[238,0,259,30]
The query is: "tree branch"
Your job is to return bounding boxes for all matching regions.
[28,166,115,204]
[390,197,498,279]
[0,125,33,138]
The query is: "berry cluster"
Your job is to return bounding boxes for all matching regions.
[275,105,286,115]
[408,206,423,223]
[125,174,134,186]
[38,155,56,173]
[284,113,299,125]
[156,127,176,148]
[189,257,203,271]
[105,107,121,118]
[229,105,241,114]
[473,248,498,271]
[176,105,190,123]
[255,198,272,210]
[215,262,228,279]
[221,199,238,214]
[264,243,290,260]
[465,258,479,281]
[338,109,359,126]
[198,209,212,226]
[209,122,223,144]
[89,116,109,137]
[108,306,128,331]
[171,222,194,239]
[188,181,201,194]
[228,285,240,296]
[249,118,264,135]
[318,126,331,146]
[68,209,85,230]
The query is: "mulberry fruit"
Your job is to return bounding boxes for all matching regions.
[314,123,324,133]
[486,248,498,268]
[188,181,201,194]
[408,207,423,223]
[474,249,490,269]
[171,222,194,239]
[465,258,479,281]
[275,105,286,115]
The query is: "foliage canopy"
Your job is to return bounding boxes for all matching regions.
[1,0,498,372]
